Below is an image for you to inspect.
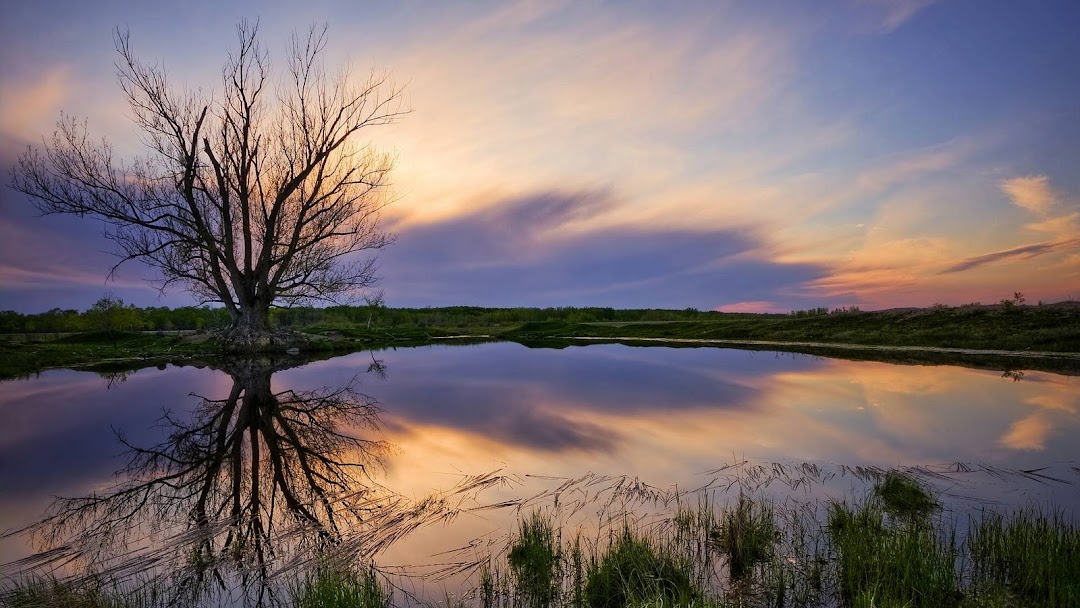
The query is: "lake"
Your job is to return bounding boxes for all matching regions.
[2,342,1078,605]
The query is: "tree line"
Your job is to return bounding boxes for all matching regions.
[0,298,732,334]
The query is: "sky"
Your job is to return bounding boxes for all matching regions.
[1,0,1079,313]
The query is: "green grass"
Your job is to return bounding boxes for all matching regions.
[584,528,700,608]
[1,575,170,608]
[508,512,562,607]
[0,327,496,380]
[469,470,1080,608]
[826,500,960,608]
[289,563,389,608]
[966,509,1080,608]
[713,495,778,580]
[504,302,1080,353]
[3,301,1077,379]
[0,330,220,379]
[873,471,938,520]
[9,475,1080,607]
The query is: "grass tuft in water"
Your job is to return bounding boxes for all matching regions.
[507,511,561,604]
[713,494,779,580]
[2,575,169,608]
[966,509,1080,608]
[873,471,938,520]
[289,562,388,608]
[584,527,699,608]
[827,500,959,608]
[508,511,562,607]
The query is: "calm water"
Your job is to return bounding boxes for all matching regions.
[2,342,1079,602]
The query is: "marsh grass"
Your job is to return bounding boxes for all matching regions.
[1,575,169,608]
[508,512,562,607]
[467,467,1078,608]
[288,562,389,608]
[8,467,1078,607]
[584,528,699,608]
[713,494,779,580]
[826,500,960,608]
[966,509,1080,608]
[873,471,938,520]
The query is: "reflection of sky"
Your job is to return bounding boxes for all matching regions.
[3,344,1080,566]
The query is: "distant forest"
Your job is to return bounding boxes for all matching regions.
[0,296,735,334]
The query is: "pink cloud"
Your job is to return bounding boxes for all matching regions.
[713,301,789,314]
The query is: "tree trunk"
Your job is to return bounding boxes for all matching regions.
[234,305,271,335]
[219,304,283,352]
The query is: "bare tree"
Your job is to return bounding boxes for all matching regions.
[11,20,407,349]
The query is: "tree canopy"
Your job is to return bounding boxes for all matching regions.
[11,20,407,348]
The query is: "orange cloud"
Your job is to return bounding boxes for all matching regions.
[0,66,71,141]
[1001,175,1056,215]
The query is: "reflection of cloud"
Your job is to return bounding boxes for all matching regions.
[381,190,827,308]
[1026,394,1079,414]
[1000,413,1053,451]
[372,344,757,454]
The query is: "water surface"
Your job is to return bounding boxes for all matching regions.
[2,342,1078,601]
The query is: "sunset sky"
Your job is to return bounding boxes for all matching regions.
[2,0,1079,313]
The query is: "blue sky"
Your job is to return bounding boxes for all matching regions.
[1,0,1078,312]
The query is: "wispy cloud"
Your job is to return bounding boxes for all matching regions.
[940,237,1080,274]
[0,66,71,141]
[860,0,940,33]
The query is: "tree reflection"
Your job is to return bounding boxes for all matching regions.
[28,355,390,604]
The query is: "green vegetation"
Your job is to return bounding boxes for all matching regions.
[508,512,562,607]
[506,300,1080,353]
[583,529,699,608]
[967,510,1080,607]
[713,495,778,580]
[5,473,1079,607]
[0,330,220,380]
[289,563,389,608]
[2,575,169,608]
[2,299,1077,379]
[873,471,939,519]
[827,500,959,607]
[466,476,1080,608]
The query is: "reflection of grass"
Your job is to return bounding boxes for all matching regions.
[289,563,388,608]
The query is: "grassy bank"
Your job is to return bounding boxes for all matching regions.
[2,302,1077,380]
[505,301,1080,353]
[0,327,495,380]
